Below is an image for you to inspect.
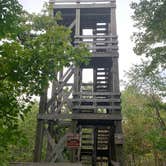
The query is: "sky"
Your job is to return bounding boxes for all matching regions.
[18,0,140,84]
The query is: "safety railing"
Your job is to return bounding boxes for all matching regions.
[75,35,118,53]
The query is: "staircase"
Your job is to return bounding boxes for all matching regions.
[80,127,111,165]
[95,67,110,92]
[80,128,93,165]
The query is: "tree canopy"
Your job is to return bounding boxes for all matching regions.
[131,0,166,72]
[0,0,22,38]
[0,1,90,164]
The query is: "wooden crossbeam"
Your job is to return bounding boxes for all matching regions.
[53,0,115,3]
[73,92,120,96]
[53,3,116,9]
[70,98,120,102]
[38,113,122,120]
[75,35,117,39]
[72,105,121,109]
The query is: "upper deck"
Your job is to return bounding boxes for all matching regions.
[50,0,118,60]
[50,0,116,9]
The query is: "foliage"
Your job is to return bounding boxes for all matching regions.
[131,0,166,72]
[129,2,166,164]
[122,86,166,165]
[0,1,90,164]
[125,61,166,97]
[7,103,38,162]
[0,0,22,38]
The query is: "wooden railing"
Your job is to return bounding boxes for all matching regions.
[50,0,115,4]
[50,0,116,8]
[75,35,118,53]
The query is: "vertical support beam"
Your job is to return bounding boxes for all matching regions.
[45,3,56,161]
[75,5,80,36]
[109,125,116,166]
[110,1,123,165]
[49,0,55,17]
[46,72,58,161]
[70,6,81,162]
[73,2,81,94]
[114,121,124,165]
[110,6,117,35]
[110,0,119,93]
[50,73,58,113]
[93,67,97,113]
[34,88,48,162]
[70,120,78,162]
[92,127,98,166]
[57,70,63,108]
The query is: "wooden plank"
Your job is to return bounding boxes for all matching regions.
[92,52,119,57]
[75,35,117,39]
[54,3,115,9]
[34,88,48,162]
[114,133,124,144]
[45,129,56,148]
[38,113,122,120]
[72,105,121,109]
[10,162,82,166]
[47,69,74,108]
[70,98,120,102]
[54,0,115,2]
[69,19,76,29]
[73,92,120,96]
[59,65,74,82]
[88,45,118,50]
[74,40,117,44]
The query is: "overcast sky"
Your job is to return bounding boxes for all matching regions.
[18,0,140,83]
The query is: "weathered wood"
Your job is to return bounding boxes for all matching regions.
[69,19,76,29]
[35,0,123,163]
[72,105,121,109]
[109,126,116,165]
[75,35,117,39]
[114,133,124,144]
[47,68,74,108]
[74,40,117,44]
[54,0,115,3]
[92,127,97,166]
[38,113,122,120]
[34,88,48,162]
[73,92,120,96]
[71,98,120,102]
[11,162,82,166]
[53,3,116,9]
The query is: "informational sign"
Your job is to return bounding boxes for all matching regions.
[67,133,80,149]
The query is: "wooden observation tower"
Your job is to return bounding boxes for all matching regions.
[34,0,124,165]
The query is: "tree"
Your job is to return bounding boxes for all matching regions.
[0,0,22,38]
[122,86,166,165]
[8,103,38,162]
[131,0,166,72]
[0,1,90,164]
[125,62,166,130]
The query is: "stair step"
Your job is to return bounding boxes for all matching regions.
[82,143,93,146]
[97,159,108,162]
[96,79,108,81]
[82,133,92,136]
[82,138,92,141]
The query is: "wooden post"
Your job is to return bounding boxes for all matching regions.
[46,73,58,161]
[109,125,116,166]
[34,88,48,162]
[92,127,98,166]
[110,1,123,165]
[93,67,97,113]
[71,6,81,161]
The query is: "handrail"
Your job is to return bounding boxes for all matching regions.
[51,0,115,3]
